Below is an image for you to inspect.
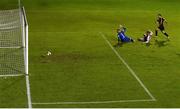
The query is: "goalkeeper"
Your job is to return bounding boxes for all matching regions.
[117,25,134,44]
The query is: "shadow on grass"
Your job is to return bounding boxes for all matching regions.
[113,42,131,47]
[114,43,123,47]
[176,53,180,57]
[155,40,168,47]
[146,43,152,47]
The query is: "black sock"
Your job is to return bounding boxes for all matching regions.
[155,30,158,36]
[131,39,134,42]
[164,33,169,37]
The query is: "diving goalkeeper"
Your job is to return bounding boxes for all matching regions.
[117,25,134,44]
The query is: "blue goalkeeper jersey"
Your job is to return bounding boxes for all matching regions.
[118,32,126,39]
[117,28,131,42]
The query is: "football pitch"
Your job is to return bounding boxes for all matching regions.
[0,0,180,108]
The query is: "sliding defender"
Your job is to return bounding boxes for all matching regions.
[138,30,153,43]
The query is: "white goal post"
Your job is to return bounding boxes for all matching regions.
[20,7,32,108]
[21,6,29,76]
[0,7,28,77]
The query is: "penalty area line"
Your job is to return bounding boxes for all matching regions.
[32,99,156,105]
[32,32,156,106]
[99,32,156,101]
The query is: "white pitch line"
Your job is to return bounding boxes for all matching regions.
[99,32,156,101]
[0,74,24,77]
[32,99,155,105]
[0,46,22,49]
[25,75,32,108]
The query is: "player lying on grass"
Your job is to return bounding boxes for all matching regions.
[138,30,153,43]
[117,25,134,44]
[155,14,169,38]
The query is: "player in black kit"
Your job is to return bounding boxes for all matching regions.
[155,14,169,38]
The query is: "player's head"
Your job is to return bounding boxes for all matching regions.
[146,31,150,35]
[117,29,120,33]
[158,14,162,18]
[117,25,124,32]
[147,30,153,36]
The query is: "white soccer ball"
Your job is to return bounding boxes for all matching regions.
[47,51,52,56]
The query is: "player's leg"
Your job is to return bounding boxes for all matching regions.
[155,28,158,36]
[160,25,169,37]
[138,37,144,42]
[118,36,121,44]
[124,36,134,42]
[130,38,134,42]
[161,30,169,37]
[138,34,146,42]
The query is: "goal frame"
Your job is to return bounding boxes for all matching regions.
[20,6,32,108]
[21,6,28,75]
[0,7,28,77]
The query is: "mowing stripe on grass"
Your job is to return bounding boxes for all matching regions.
[28,10,155,13]
[29,31,90,34]
[32,99,155,105]
[99,32,156,101]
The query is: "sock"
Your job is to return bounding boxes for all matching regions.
[162,31,169,37]
[164,33,169,37]
[155,30,158,36]
[131,38,134,42]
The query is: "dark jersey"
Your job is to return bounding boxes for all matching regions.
[143,34,149,41]
[157,17,165,26]
[157,17,165,31]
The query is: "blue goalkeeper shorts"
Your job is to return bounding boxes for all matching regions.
[118,35,132,42]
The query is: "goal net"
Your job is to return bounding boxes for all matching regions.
[0,7,28,76]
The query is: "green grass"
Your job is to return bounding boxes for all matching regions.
[0,0,180,108]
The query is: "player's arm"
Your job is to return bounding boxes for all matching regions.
[122,27,126,33]
[155,19,159,27]
[164,18,168,24]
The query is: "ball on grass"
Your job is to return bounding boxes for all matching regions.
[47,51,52,56]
